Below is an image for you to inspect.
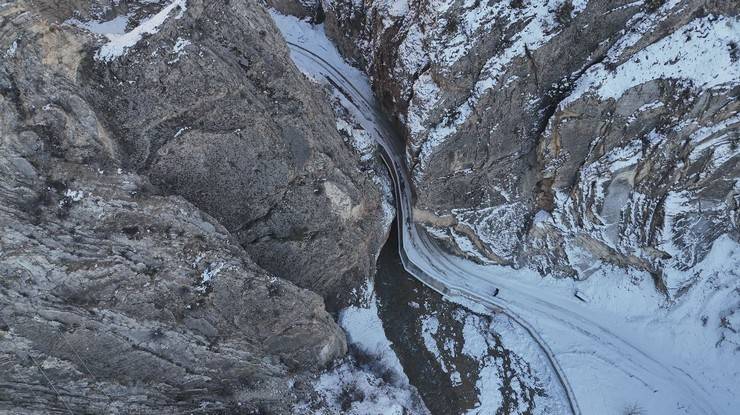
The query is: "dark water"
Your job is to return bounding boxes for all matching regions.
[374,222,547,415]
[374,222,480,414]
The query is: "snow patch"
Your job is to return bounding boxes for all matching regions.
[304,280,430,414]
[95,0,188,61]
[296,359,427,414]
[420,315,445,371]
[174,126,189,137]
[5,39,17,57]
[67,14,129,35]
[339,281,411,387]
[566,15,740,104]
[194,262,223,293]
[268,10,375,100]
[63,189,84,202]
[336,118,374,161]
[168,36,191,63]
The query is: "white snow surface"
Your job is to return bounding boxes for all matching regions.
[457,309,568,415]
[466,312,569,415]
[453,202,529,261]
[439,236,740,415]
[90,0,188,61]
[168,36,191,63]
[335,118,375,161]
[173,37,191,54]
[67,14,130,35]
[339,281,414,388]
[194,262,223,293]
[318,280,429,414]
[296,359,424,415]
[409,0,590,176]
[63,189,85,202]
[420,315,445,370]
[5,39,18,57]
[566,15,740,105]
[268,11,374,100]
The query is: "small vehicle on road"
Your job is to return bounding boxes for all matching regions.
[574,289,590,303]
[492,288,500,297]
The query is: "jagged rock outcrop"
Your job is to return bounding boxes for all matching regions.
[320,0,739,289]
[0,0,391,412]
[38,0,388,308]
[0,158,344,413]
[267,0,324,21]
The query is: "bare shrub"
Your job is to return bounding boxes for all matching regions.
[338,381,365,412]
[624,403,644,415]
[645,0,665,12]
[555,0,574,26]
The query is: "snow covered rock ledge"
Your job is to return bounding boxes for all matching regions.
[320,0,740,288]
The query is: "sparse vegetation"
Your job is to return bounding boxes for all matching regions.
[510,0,524,8]
[624,403,644,415]
[267,280,282,297]
[604,60,619,73]
[555,0,575,25]
[338,381,365,411]
[645,0,665,12]
[122,225,140,238]
[349,344,397,384]
[445,15,459,34]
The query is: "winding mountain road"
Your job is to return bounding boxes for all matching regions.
[279,30,722,415]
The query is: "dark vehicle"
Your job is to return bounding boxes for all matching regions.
[574,289,590,303]
[493,288,500,297]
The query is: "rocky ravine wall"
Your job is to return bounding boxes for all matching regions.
[78,0,389,310]
[321,0,739,291]
[1,0,390,412]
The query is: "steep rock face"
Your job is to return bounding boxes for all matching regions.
[57,0,389,307]
[267,0,324,21]
[0,160,345,413]
[320,0,739,286]
[530,73,739,283]
[0,0,390,411]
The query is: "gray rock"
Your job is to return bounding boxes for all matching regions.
[0,149,345,413]
[73,0,388,308]
[0,0,392,412]
[318,0,739,289]
[267,0,324,22]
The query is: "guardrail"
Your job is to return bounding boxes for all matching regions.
[287,41,581,415]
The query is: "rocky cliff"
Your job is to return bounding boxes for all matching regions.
[3,0,738,412]
[321,0,739,291]
[1,0,391,412]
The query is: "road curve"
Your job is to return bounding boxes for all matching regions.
[285,41,582,415]
[283,37,721,415]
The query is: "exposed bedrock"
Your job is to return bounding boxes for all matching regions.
[267,0,325,22]
[317,0,739,290]
[1,0,393,412]
[69,0,387,308]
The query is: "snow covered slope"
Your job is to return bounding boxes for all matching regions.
[271,5,740,414]
[321,0,739,286]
